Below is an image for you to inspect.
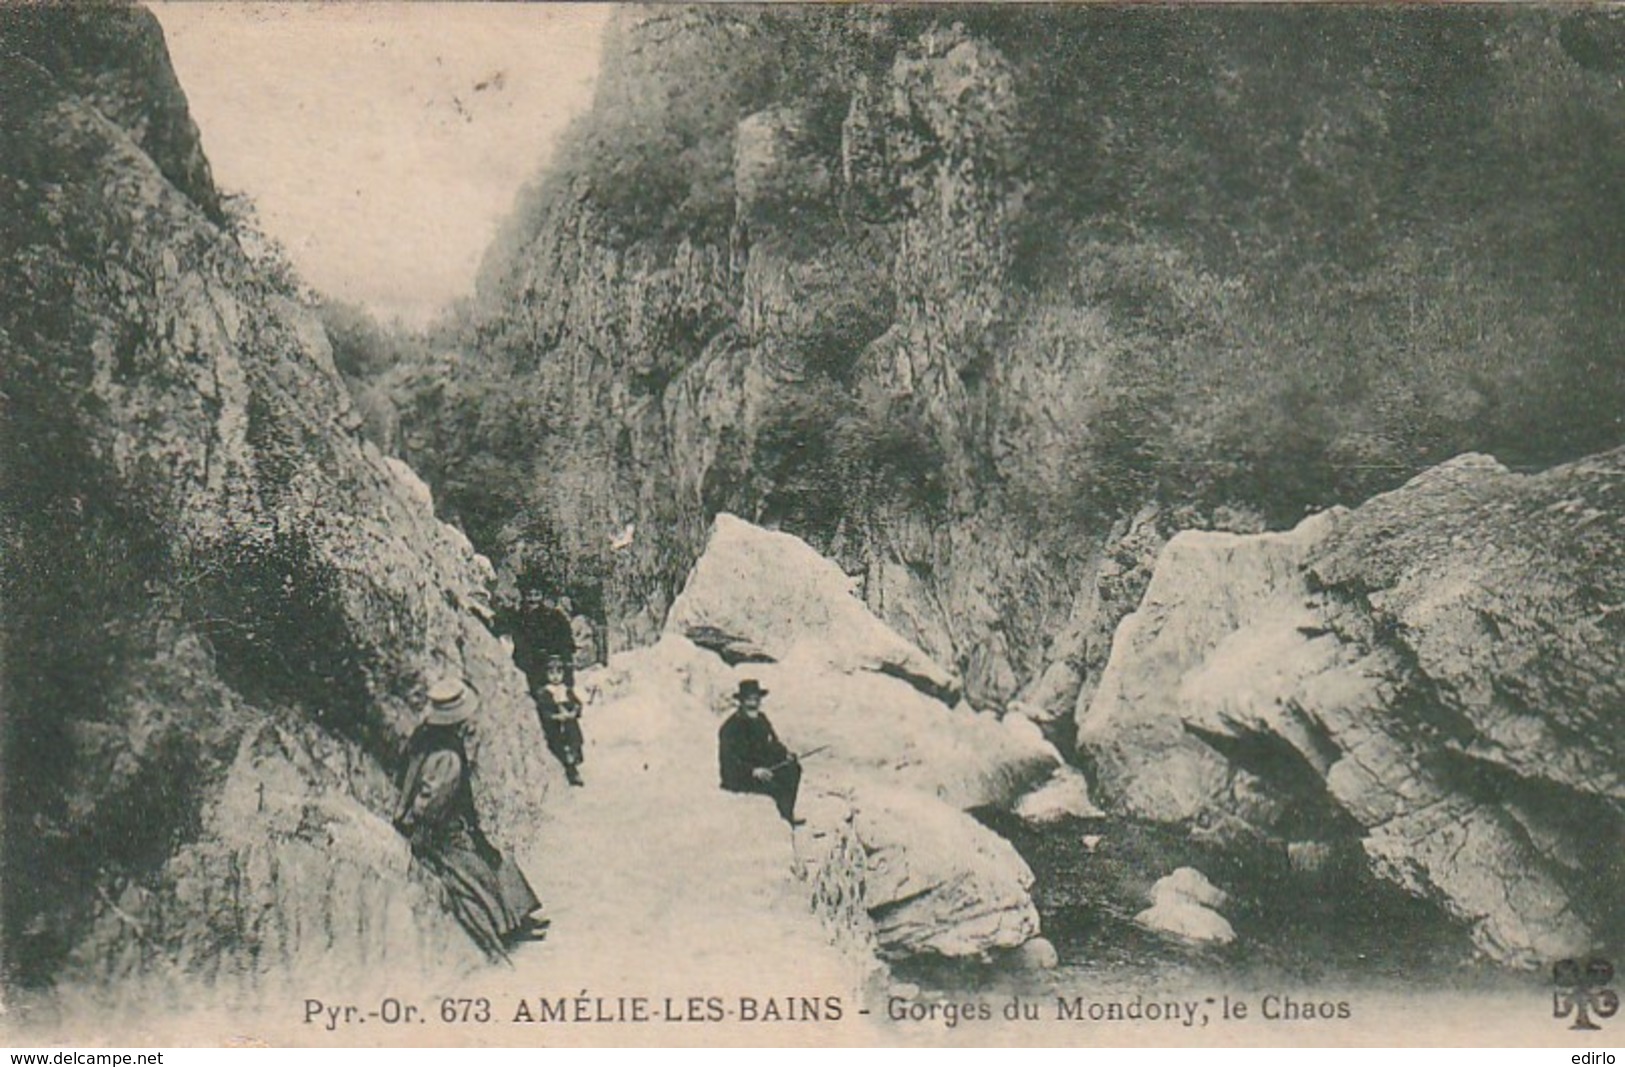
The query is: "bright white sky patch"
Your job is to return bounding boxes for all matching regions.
[152,3,610,328]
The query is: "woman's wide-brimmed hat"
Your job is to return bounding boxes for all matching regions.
[424,677,478,725]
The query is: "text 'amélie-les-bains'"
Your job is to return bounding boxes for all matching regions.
[510,994,844,1023]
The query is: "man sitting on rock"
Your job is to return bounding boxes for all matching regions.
[718,679,803,827]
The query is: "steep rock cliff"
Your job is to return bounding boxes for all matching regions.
[429,5,1625,730]
[0,5,552,1001]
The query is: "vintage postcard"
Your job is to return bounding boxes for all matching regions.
[2,1,1621,1049]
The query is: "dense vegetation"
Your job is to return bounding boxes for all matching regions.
[353,5,1625,628]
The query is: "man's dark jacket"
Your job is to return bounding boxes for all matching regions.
[501,602,575,681]
[718,709,791,791]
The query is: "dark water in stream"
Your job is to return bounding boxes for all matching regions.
[894,813,1550,1005]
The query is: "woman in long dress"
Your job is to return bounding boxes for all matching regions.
[394,677,546,960]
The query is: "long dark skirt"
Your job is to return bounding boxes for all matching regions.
[420,824,540,961]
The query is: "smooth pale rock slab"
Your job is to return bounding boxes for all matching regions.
[742,654,1058,811]
[840,786,1040,960]
[667,514,960,700]
[1151,867,1229,910]
[1133,901,1236,946]
[1013,766,1105,824]
[662,516,1054,810]
[1016,935,1059,971]
[1075,511,1342,824]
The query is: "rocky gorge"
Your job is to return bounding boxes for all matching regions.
[401,4,1624,974]
[2,4,555,1012]
[3,0,1624,1033]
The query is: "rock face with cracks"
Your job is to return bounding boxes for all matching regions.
[668,513,961,702]
[666,515,1053,962]
[1,6,552,1001]
[446,6,1625,743]
[842,786,1040,960]
[1077,451,1625,967]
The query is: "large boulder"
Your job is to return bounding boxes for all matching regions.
[1076,511,1341,825]
[664,516,1056,962]
[806,787,1040,961]
[1076,451,1625,966]
[667,514,961,701]
[745,652,1056,811]
[666,517,1059,810]
[1309,453,1625,803]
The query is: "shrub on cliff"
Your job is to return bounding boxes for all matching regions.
[749,378,949,538]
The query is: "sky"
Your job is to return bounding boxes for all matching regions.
[151,3,612,328]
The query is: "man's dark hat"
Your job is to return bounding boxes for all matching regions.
[735,678,768,700]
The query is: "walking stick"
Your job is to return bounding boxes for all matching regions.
[763,745,831,773]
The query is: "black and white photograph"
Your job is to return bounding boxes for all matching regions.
[1,1,1622,1049]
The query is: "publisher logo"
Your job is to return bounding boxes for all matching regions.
[1554,958,1619,1031]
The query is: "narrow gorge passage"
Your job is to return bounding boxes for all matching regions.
[7,4,1624,1046]
[487,662,882,1042]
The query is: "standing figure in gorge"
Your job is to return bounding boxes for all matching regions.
[718,679,803,826]
[394,678,549,959]
[534,654,586,785]
[502,581,577,686]
[499,579,584,782]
